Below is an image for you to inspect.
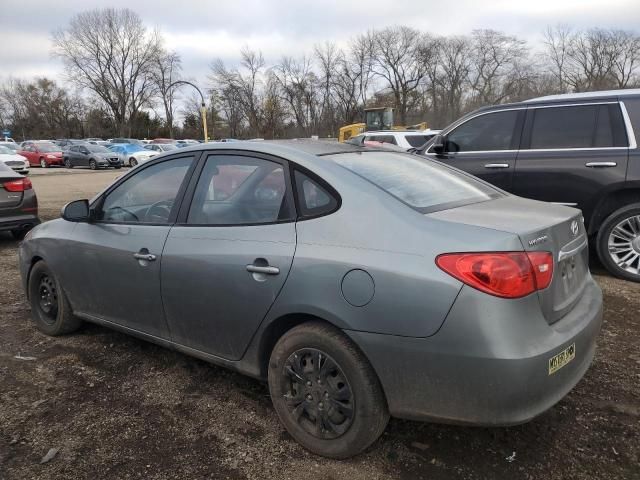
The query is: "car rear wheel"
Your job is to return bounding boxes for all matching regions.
[129,158,138,167]
[65,158,73,169]
[39,158,47,168]
[11,228,30,240]
[89,159,97,170]
[268,322,389,459]
[28,261,82,336]
[597,203,640,282]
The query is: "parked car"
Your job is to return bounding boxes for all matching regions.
[111,138,143,145]
[18,142,64,168]
[175,139,200,148]
[150,138,176,144]
[19,141,602,458]
[108,143,157,167]
[349,130,441,150]
[418,88,640,282]
[64,144,123,170]
[1,163,38,239]
[0,141,21,153]
[144,143,178,153]
[0,145,29,174]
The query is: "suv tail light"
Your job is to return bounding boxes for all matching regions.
[436,251,554,299]
[2,178,32,192]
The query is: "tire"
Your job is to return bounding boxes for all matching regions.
[89,159,97,170]
[39,157,47,168]
[11,228,29,240]
[114,165,122,169]
[64,158,73,169]
[268,322,389,459]
[27,261,82,336]
[129,158,138,167]
[596,203,640,282]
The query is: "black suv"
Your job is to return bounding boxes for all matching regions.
[420,89,640,282]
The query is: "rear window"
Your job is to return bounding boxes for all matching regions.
[330,152,500,213]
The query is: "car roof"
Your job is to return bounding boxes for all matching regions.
[365,130,439,136]
[525,88,640,103]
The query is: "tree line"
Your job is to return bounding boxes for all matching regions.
[0,8,639,141]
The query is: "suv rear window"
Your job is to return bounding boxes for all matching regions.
[330,152,501,213]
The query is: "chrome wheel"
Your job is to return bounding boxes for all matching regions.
[280,348,354,440]
[40,158,47,168]
[608,215,640,275]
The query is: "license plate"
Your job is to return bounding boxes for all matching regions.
[548,343,576,375]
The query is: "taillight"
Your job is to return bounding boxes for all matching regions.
[2,178,32,192]
[436,251,554,299]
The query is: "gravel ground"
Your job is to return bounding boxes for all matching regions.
[1,169,638,480]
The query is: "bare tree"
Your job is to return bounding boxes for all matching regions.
[152,50,182,138]
[51,8,162,136]
[543,24,572,92]
[369,26,430,125]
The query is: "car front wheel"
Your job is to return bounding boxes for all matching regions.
[28,261,82,336]
[89,159,97,170]
[268,322,389,459]
[597,203,640,282]
[39,158,47,168]
[64,158,72,169]
[129,157,138,167]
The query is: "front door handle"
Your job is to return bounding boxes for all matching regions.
[484,163,510,169]
[585,162,617,168]
[133,252,157,262]
[246,264,280,275]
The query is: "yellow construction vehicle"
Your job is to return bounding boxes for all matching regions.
[338,107,427,142]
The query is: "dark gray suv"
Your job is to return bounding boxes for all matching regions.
[64,144,123,170]
[420,89,640,282]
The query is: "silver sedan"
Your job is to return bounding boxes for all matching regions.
[19,141,602,458]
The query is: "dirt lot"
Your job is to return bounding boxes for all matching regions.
[1,169,639,480]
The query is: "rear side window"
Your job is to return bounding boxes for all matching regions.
[330,152,500,213]
[294,171,338,218]
[528,104,627,149]
[367,135,397,145]
[445,110,519,152]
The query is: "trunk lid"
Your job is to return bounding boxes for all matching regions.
[428,196,588,324]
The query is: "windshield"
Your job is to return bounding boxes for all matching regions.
[88,145,110,153]
[330,152,501,213]
[37,143,60,153]
[1,143,19,151]
[0,146,13,154]
[161,144,177,151]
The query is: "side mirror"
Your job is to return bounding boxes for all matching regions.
[61,199,90,222]
[431,134,446,154]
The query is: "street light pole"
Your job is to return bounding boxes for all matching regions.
[167,80,209,142]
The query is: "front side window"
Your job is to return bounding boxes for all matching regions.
[331,151,501,213]
[187,155,291,225]
[445,110,519,152]
[98,156,193,224]
[405,135,433,148]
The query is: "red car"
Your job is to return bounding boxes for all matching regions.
[19,142,64,168]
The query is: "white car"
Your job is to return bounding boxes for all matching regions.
[0,141,21,153]
[356,129,442,150]
[107,145,158,167]
[0,145,29,174]
[145,143,179,153]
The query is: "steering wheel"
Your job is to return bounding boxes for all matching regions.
[145,199,173,223]
[105,206,139,222]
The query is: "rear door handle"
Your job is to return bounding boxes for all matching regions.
[585,162,617,168]
[133,253,157,262]
[246,265,280,275]
[484,163,510,169]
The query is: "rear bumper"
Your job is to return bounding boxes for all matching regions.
[346,278,603,426]
[0,213,40,232]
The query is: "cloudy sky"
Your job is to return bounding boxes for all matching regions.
[1,0,639,83]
